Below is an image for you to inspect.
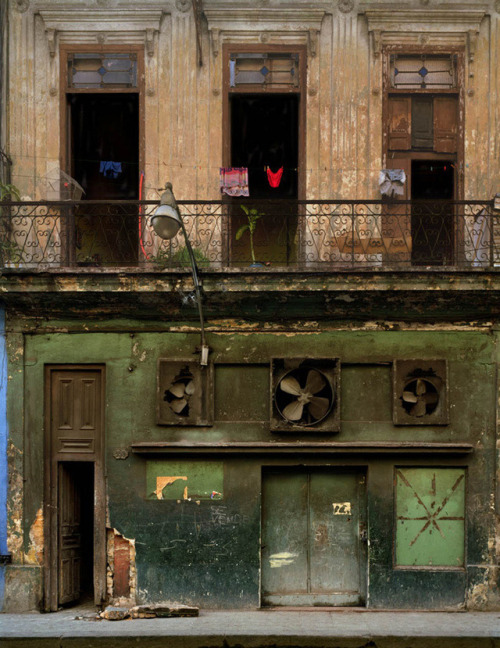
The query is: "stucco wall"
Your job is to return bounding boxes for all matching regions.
[4,0,500,201]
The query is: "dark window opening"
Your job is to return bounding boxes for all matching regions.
[411,160,454,265]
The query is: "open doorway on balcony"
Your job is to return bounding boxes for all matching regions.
[69,93,139,265]
[230,94,298,264]
[224,46,306,266]
[62,47,143,266]
[411,160,454,265]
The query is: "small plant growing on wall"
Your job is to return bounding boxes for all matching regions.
[0,182,24,266]
[235,205,264,266]
[0,182,20,201]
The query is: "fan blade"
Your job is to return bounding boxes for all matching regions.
[280,376,302,396]
[308,396,330,420]
[184,380,195,395]
[413,398,427,417]
[402,391,418,403]
[168,382,185,398]
[416,379,426,396]
[304,370,326,395]
[170,398,188,413]
[282,400,304,421]
[424,391,439,405]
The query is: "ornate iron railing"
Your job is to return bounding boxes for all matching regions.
[0,199,497,271]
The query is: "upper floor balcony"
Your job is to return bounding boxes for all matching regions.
[0,198,498,273]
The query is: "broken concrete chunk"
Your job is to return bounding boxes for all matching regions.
[100,606,131,621]
[75,612,101,622]
[129,603,199,618]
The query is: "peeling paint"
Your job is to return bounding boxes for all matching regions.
[6,441,23,560]
[24,508,43,565]
[269,552,297,568]
[155,476,188,500]
[107,528,137,605]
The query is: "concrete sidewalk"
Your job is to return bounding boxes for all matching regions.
[1,608,500,648]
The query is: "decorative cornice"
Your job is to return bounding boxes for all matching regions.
[203,6,326,57]
[34,6,165,57]
[360,6,487,33]
[359,5,487,59]
[35,7,165,33]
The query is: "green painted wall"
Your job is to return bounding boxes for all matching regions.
[9,326,499,609]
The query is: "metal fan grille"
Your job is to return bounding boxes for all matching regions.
[275,367,333,426]
[401,378,439,417]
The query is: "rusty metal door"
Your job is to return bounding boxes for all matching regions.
[58,463,83,605]
[261,469,367,606]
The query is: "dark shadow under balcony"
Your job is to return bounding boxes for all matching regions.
[0,199,498,272]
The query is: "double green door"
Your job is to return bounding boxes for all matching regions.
[262,469,367,606]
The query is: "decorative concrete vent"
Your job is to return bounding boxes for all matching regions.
[270,358,340,432]
[393,359,448,425]
[157,360,213,426]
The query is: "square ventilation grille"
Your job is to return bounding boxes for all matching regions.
[157,360,213,426]
[271,358,340,433]
[393,359,448,425]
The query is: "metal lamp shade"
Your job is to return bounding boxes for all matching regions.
[151,205,182,240]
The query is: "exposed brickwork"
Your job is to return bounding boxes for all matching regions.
[113,534,131,599]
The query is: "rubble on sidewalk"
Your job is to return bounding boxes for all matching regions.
[97,603,199,621]
[100,606,131,621]
[130,603,199,618]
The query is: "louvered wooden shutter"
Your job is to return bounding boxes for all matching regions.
[412,96,433,149]
[388,97,411,150]
[433,97,458,153]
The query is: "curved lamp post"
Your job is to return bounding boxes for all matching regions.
[151,183,209,366]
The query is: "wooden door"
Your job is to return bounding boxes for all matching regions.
[45,366,106,611]
[51,369,102,457]
[261,469,367,606]
[58,463,83,605]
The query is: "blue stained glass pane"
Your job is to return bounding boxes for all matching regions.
[260,65,270,76]
[229,60,236,87]
[418,66,428,77]
[394,68,399,75]
[98,67,106,76]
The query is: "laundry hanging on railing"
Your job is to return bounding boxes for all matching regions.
[219,167,249,197]
[267,166,284,188]
[379,169,406,197]
[99,161,122,179]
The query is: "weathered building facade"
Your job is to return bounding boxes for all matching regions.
[1,0,500,613]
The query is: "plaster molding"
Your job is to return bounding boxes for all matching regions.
[175,0,191,12]
[338,0,354,13]
[203,5,326,57]
[35,7,165,33]
[35,6,164,57]
[45,27,57,57]
[360,5,487,57]
[15,0,30,12]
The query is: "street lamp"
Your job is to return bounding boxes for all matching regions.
[151,183,209,366]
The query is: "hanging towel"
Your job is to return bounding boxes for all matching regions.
[267,166,284,188]
[379,169,406,197]
[99,161,122,179]
[220,167,249,197]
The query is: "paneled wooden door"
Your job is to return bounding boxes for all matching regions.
[261,469,367,606]
[58,463,84,605]
[45,366,106,611]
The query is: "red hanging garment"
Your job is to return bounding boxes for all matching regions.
[267,166,284,188]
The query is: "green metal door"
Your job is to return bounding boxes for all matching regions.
[261,469,367,606]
